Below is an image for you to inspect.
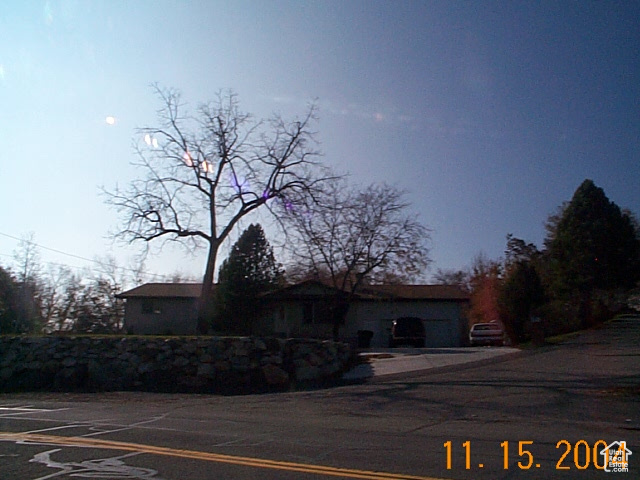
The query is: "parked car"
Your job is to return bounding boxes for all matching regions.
[389,317,426,348]
[469,322,504,346]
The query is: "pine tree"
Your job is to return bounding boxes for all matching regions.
[213,224,284,334]
[0,266,21,334]
[544,179,640,325]
[499,260,544,343]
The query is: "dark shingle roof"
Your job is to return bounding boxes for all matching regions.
[262,280,469,302]
[359,284,469,301]
[117,283,203,298]
[117,281,469,302]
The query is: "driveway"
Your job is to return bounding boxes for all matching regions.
[343,346,521,380]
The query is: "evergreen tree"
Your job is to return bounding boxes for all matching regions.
[499,260,544,343]
[214,224,284,334]
[544,179,640,325]
[496,235,544,343]
[0,266,21,334]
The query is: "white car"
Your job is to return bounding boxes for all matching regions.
[469,322,504,346]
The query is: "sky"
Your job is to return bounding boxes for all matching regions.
[1,0,639,285]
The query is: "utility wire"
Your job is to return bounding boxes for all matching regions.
[0,252,110,276]
[0,231,169,281]
[1,231,110,265]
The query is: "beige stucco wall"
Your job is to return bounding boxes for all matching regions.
[271,301,334,339]
[123,298,198,335]
[265,298,467,347]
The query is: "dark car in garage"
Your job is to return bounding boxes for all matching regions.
[389,317,426,348]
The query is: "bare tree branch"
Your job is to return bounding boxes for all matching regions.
[104,86,330,332]
[283,180,431,339]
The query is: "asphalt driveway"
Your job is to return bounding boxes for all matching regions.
[343,346,521,380]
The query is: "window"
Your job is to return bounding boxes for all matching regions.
[314,301,333,324]
[141,300,161,315]
[302,301,333,325]
[303,302,313,324]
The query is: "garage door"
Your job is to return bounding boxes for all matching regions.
[423,319,454,347]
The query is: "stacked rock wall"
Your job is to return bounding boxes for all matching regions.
[0,336,351,394]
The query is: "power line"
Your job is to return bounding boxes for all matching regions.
[0,231,107,265]
[0,252,106,276]
[0,231,168,281]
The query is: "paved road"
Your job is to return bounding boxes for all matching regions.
[1,316,639,479]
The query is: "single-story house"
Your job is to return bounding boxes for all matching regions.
[259,280,470,348]
[117,283,202,335]
[117,281,469,347]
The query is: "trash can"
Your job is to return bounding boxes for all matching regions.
[357,330,374,348]
[530,316,544,346]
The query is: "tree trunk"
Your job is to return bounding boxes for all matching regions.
[579,290,593,329]
[197,241,218,334]
[331,297,350,341]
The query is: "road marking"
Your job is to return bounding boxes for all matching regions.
[0,431,450,480]
[25,424,90,435]
[0,406,68,413]
[0,406,70,418]
[31,449,164,480]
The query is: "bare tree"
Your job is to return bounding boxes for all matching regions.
[12,232,41,285]
[467,252,503,326]
[285,181,431,339]
[105,86,327,332]
[50,271,84,333]
[163,271,199,283]
[88,256,127,332]
[433,268,471,292]
[11,232,43,332]
[40,265,74,331]
[40,259,126,334]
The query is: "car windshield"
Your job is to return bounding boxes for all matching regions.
[473,324,502,331]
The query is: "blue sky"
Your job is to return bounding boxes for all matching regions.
[1,1,638,283]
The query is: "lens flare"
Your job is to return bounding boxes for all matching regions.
[143,134,159,148]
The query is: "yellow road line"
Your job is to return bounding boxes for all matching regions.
[0,431,450,480]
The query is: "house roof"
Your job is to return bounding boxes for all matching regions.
[117,280,469,302]
[259,280,345,300]
[261,280,469,302]
[359,284,469,301]
[117,283,203,299]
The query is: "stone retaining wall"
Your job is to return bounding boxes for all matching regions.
[0,336,352,394]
